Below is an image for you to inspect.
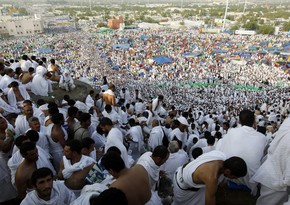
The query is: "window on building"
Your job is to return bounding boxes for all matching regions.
[21,32,23,34]
[16,26,18,28]
[19,25,21,27]
[3,26,5,29]
[0,27,2,29]
[17,32,19,34]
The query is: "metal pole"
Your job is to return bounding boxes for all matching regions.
[222,0,229,30]
[243,0,247,15]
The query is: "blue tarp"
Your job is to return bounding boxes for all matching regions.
[248,46,259,51]
[265,47,277,51]
[259,41,268,47]
[112,44,130,49]
[153,56,173,65]
[113,65,119,71]
[38,48,52,53]
[259,50,267,54]
[271,50,280,54]
[213,49,228,54]
[119,38,129,43]
[64,60,73,63]
[282,42,290,48]
[182,52,201,57]
[140,35,149,40]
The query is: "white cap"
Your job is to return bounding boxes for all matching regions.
[137,117,147,123]
[177,116,189,126]
[39,104,48,111]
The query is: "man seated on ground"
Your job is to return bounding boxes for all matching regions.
[172,150,247,205]
[73,113,91,141]
[59,69,75,92]
[58,139,95,197]
[21,67,34,90]
[47,59,61,82]
[7,81,30,108]
[0,88,21,116]
[15,105,34,136]
[102,84,117,106]
[20,167,75,205]
[92,151,151,205]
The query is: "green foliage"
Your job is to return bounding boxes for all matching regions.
[243,21,258,30]
[274,21,280,26]
[258,19,264,24]
[124,19,134,26]
[262,11,290,19]
[226,15,235,21]
[283,21,290,31]
[18,8,29,15]
[161,12,171,18]
[257,25,275,34]
[173,9,181,14]
[143,17,159,24]
[230,25,239,31]
[204,18,212,25]
[97,22,107,28]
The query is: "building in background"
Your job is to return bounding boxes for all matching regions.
[0,16,43,37]
[108,16,123,29]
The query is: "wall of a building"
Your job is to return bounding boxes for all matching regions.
[0,17,43,37]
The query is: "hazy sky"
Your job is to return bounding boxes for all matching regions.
[0,0,289,4]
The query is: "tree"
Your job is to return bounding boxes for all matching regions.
[226,15,235,21]
[257,25,275,34]
[283,21,290,31]
[124,19,134,26]
[243,21,258,30]
[230,25,239,31]
[259,19,264,24]
[18,8,29,15]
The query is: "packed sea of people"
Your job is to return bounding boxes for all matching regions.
[0,28,290,205]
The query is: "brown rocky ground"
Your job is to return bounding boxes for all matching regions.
[30,80,97,105]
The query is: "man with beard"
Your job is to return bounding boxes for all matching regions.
[20,167,75,205]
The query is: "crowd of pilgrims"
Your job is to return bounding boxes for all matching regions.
[0,29,290,205]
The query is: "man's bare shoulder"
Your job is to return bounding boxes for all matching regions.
[16,163,35,182]
[132,164,147,172]
[193,160,223,184]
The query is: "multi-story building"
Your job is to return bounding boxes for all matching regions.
[0,16,43,37]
